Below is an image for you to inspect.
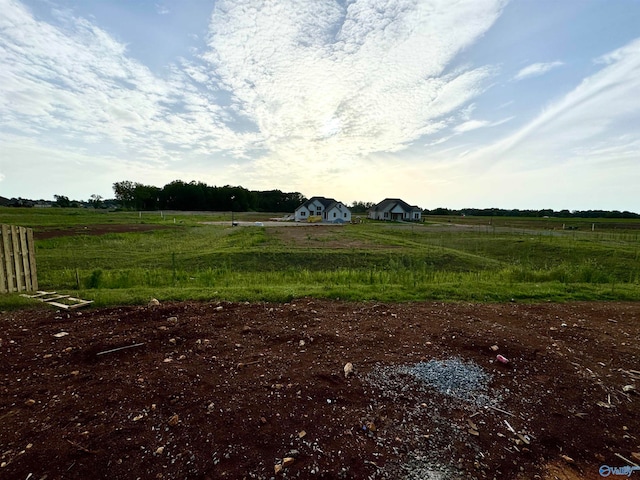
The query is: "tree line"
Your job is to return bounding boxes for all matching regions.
[112,180,306,212]
[424,207,640,219]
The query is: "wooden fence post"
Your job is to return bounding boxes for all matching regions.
[0,224,38,293]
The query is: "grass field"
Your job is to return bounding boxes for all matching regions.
[1,207,639,308]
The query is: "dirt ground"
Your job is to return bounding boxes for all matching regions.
[34,224,175,240]
[1,300,639,479]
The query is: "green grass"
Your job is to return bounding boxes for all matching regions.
[2,208,639,309]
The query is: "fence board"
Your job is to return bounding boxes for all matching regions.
[27,228,38,291]
[20,227,33,290]
[1,224,38,293]
[2,225,15,293]
[11,225,25,291]
[0,228,5,293]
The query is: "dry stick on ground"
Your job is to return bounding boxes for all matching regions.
[96,343,145,356]
[66,439,97,454]
[615,453,640,468]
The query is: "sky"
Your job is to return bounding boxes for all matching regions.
[1,0,639,212]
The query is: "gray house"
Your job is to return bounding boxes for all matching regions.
[368,198,422,222]
[294,196,351,223]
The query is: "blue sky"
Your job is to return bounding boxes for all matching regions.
[1,0,639,211]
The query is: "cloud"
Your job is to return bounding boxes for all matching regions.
[0,0,255,166]
[156,4,170,15]
[1,0,509,198]
[513,61,564,81]
[201,0,507,175]
[471,37,640,171]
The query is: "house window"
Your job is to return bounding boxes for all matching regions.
[333,212,336,217]
[414,213,419,219]
[384,212,389,218]
[301,211,306,216]
[344,212,347,217]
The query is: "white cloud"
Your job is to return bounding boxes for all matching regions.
[470,37,640,175]
[1,0,510,200]
[202,0,507,174]
[513,61,564,81]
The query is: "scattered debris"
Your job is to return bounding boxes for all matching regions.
[148,298,160,306]
[344,362,354,378]
[496,354,509,365]
[96,343,145,356]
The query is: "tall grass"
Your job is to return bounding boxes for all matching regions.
[2,209,639,308]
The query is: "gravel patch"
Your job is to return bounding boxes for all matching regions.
[366,357,494,407]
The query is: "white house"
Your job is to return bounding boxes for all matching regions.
[294,196,352,223]
[368,198,422,222]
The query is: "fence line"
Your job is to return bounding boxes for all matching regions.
[0,224,38,293]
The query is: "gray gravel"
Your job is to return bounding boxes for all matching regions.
[403,358,493,406]
[363,357,498,479]
[366,357,494,407]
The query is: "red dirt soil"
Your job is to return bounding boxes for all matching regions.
[1,300,639,479]
[33,224,175,240]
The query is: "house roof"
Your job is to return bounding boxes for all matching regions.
[296,196,349,212]
[369,198,421,213]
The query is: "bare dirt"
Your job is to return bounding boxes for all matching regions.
[34,224,175,240]
[1,300,639,480]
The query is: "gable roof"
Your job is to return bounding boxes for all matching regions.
[297,196,347,211]
[369,198,421,213]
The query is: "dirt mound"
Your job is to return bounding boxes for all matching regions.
[1,300,638,479]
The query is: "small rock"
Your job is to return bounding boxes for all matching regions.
[623,385,636,393]
[207,403,215,413]
[133,414,144,421]
[167,316,178,323]
[282,457,295,467]
[148,298,160,306]
[71,370,80,376]
[260,417,267,424]
[215,306,224,312]
[631,452,640,462]
[163,358,173,363]
[241,325,252,334]
[25,399,36,407]
[560,454,575,464]
[298,430,306,438]
[344,362,354,378]
[53,332,69,338]
[496,354,509,365]
[274,463,283,474]
[299,340,305,347]
[168,414,179,426]
[490,345,499,352]
[155,446,165,455]
[169,338,176,345]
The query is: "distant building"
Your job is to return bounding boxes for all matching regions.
[294,196,351,223]
[368,198,422,222]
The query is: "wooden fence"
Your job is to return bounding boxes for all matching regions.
[0,224,38,293]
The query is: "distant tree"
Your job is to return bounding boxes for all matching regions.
[88,194,103,208]
[54,194,71,208]
[113,181,136,209]
[350,201,374,213]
